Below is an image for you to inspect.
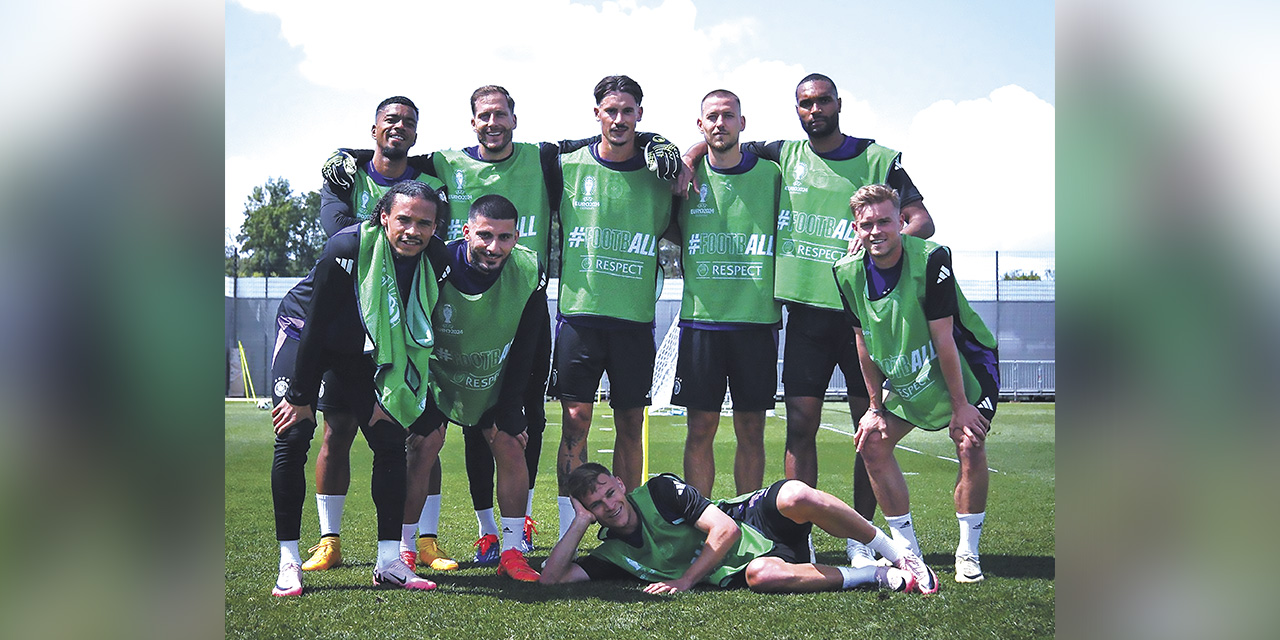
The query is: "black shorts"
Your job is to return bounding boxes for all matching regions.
[405,398,449,438]
[781,304,867,399]
[719,480,811,566]
[549,320,655,409]
[672,326,778,412]
[271,315,374,415]
[973,360,1000,423]
[408,401,528,439]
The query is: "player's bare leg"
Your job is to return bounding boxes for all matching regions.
[683,409,720,496]
[732,410,766,494]
[612,406,645,491]
[857,411,915,517]
[557,399,594,492]
[952,424,989,514]
[315,412,358,494]
[783,395,822,487]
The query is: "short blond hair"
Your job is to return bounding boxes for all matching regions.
[850,184,900,218]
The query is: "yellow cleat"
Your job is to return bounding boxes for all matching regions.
[301,536,342,571]
[416,536,459,571]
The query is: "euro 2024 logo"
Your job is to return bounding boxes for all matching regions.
[793,162,807,186]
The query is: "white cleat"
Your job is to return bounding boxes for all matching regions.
[373,558,438,591]
[955,553,985,583]
[895,553,940,595]
[271,562,303,597]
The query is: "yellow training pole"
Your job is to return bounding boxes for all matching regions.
[238,340,257,400]
[642,410,650,480]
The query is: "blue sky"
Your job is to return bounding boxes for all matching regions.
[226,0,1055,255]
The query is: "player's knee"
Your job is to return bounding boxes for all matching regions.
[859,436,895,465]
[784,422,816,445]
[323,414,360,441]
[743,558,787,592]
[950,429,981,456]
[780,481,835,520]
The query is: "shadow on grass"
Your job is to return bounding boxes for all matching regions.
[924,553,1055,580]
[809,550,1054,581]
[296,569,672,604]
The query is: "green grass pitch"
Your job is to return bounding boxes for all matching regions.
[225,401,1054,639]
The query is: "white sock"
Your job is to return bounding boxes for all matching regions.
[417,494,442,537]
[376,540,399,570]
[867,529,907,564]
[837,565,878,589]
[400,524,417,553]
[558,496,575,539]
[475,508,499,537]
[500,516,525,552]
[957,511,985,557]
[316,494,346,537]
[526,489,535,515]
[279,540,301,567]
[885,512,921,556]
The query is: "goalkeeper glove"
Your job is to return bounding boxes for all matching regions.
[321,149,358,191]
[643,135,681,181]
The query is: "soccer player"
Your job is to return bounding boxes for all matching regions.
[268,181,450,596]
[538,462,938,595]
[834,184,999,584]
[299,96,457,574]
[671,89,781,497]
[326,85,685,560]
[398,194,549,582]
[682,73,935,566]
[550,75,678,539]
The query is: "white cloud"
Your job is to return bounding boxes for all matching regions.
[903,85,1055,252]
[227,2,1055,258]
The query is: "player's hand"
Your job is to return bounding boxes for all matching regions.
[948,404,990,448]
[570,496,596,525]
[483,424,529,449]
[643,577,693,594]
[854,408,889,453]
[675,153,699,196]
[671,161,694,196]
[643,135,682,181]
[322,149,358,191]
[271,399,314,435]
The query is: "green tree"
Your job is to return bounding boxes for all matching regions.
[1001,269,1042,281]
[235,178,323,276]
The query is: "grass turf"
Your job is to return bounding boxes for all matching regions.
[226,401,1054,639]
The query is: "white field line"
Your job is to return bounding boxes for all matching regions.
[817,422,1000,474]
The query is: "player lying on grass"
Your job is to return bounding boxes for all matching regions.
[538,463,939,594]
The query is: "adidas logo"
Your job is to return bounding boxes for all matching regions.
[936,264,951,284]
[977,397,994,411]
[336,257,354,273]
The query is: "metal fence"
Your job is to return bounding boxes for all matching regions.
[226,251,1054,401]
